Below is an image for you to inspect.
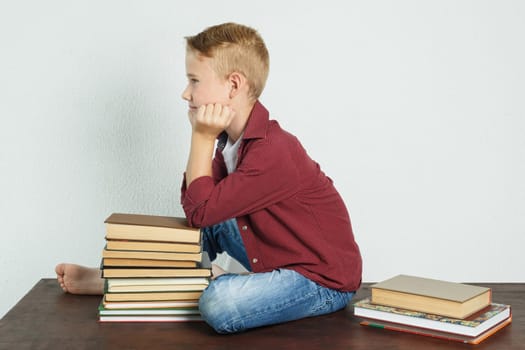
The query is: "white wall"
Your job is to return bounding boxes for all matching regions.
[1,0,523,318]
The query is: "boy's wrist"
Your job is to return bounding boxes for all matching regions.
[191,130,218,144]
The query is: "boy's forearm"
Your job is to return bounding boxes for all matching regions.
[185,132,216,186]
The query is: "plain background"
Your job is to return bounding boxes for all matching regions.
[1,0,524,318]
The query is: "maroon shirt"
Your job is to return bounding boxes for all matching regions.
[181,101,362,291]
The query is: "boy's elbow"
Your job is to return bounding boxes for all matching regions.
[183,206,205,228]
[187,217,202,228]
[184,211,200,228]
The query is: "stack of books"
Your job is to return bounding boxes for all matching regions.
[98,213,211,322]
[353,275,512,344]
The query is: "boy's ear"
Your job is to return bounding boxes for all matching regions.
[228,72,247,99]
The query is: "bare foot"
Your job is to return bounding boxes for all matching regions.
[55,263,104,295]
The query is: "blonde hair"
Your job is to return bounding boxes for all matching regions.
[185,22,270,100]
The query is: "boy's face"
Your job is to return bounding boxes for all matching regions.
[182,50,231,115]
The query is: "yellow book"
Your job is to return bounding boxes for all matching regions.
[106,240,201,253]
[102,248,202,262]
[371,275,491,319]
[102,268,211,278]
[104,291,203,302]
[105,213,201,244]
[102,258,197,268]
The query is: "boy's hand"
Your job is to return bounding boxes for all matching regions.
[189,103,235,139]
[185,103,234,186]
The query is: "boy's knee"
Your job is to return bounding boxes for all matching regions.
[198,278,244,334]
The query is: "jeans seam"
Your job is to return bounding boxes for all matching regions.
[220,288,320,333]
[206,269,355,333]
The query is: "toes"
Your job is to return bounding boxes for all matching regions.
[55,263,65,276]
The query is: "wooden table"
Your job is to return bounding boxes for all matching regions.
[0,280,523,349]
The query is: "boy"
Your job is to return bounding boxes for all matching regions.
[56,22,362,334]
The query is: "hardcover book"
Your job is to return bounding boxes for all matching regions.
[354,298,511,337]
[98,315,203,322]
[99,213,208,323]
[102,258,198,268]
[102,248,203,262]
[104,291,203,302]
[359,316,512,345]
[106,279,209,293]
[100,251,211,278]
[101,268,212,279]
[107,277,209,288]
[105,213,201,244]
[371,275,491,318]
[106,240,201,253]
[102,299,199,310]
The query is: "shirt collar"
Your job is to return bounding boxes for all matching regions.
[217,100,269,149]
[243,100,269,140]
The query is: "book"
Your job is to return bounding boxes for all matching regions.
[102,268,212,278]
[98,300,200,316]
[359,316,512,345]
[102,248,203,262]
[106,239,201,253]
[98,315,203,322]
[106,278,209,293]
[107,283,208,293]
[102,299,199,310]
[353,298,511,337]
[105,213,201,244]
[107,277,210,287]
[98,213,208,323]
[98,298,203,322]
[101,251,211,278]
[102,258,198,268]
[98,301,200,316]
[101,290,204,322]
[104,291,203,302]
[371,275,491,318]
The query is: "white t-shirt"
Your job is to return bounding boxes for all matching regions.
[222,135,243,174]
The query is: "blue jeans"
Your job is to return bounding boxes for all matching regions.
[199,219,355,334]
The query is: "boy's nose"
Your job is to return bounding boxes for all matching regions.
[181,86,191,101]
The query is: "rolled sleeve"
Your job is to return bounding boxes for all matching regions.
[181,175,216,227]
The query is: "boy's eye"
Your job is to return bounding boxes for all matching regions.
[190,78,199,84]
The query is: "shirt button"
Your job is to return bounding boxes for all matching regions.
[252,258,258,264]
[241,225,248,230]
